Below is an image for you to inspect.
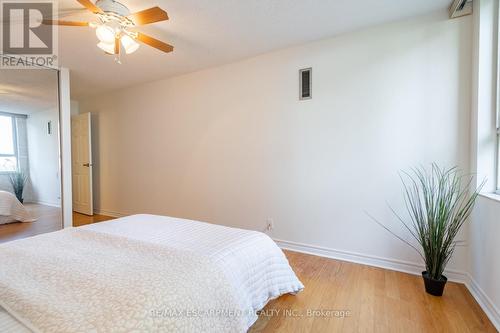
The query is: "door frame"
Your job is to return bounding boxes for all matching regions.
[58,68,73,228]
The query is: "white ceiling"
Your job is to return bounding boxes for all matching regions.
[0,69,59,115]
[54,0,452,99]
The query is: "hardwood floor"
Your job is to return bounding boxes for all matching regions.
[72,212,115,227]
[0,206,111,244]
[0,203,62,244]
[251,251,497,333]
[1,212,496,332]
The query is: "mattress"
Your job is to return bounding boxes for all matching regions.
[0,214,303,332]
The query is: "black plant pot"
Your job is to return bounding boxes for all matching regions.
[422,271,447,296]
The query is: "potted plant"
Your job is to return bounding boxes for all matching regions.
[370,164,483,296]
[8,171,28,204]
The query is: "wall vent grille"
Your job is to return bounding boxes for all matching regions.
[449,0,472,19]
[299,68,312,100]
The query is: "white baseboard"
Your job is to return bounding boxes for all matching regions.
[93,208,127,218]
[27,200,61,208]
[273,238,468,283]
[465,275,500,331]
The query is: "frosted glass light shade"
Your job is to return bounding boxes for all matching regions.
[97,41,115,54]
[96,25,115,43]
[121,34,140,54]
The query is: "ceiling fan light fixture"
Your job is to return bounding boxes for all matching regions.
[46,1,173,61]
[97,41,116,54]
[121,34,139,54]
[96,24,115,43]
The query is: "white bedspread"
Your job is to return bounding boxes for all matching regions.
[0,214,303,332]
[0,191,35,225]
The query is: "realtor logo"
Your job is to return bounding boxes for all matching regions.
[0,0,57,68]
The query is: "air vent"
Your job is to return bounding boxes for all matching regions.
[449,0,472,19]
[299,68,312,100]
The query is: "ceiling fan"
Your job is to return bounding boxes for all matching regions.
[43,0,173,61]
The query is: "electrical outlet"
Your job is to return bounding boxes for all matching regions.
[266,218,274,231]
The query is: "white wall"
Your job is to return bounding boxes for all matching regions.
[469,197,500,328]
[469,0,500,329]
[25,108,61,207]
[0,175,11,193]
[70,100,79,116]
[80,11,472,274]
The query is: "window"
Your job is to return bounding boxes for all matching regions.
[497,110,500,194]
[0,114,18,172]
[496,3,500,194]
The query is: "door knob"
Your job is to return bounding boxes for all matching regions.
[83,163,92,167]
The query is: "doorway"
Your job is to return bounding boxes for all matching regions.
[71,112,93,215]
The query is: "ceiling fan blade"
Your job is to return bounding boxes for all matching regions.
[49,8,89,19]
[42,19,89,26]
[128,7,168,25]
[115,36,120,55]
[76,0,103,14]
[135,32,173,53]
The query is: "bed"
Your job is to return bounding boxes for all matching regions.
[0,191,35,225]
[0,214,304,332]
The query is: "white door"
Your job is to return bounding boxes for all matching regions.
[71,113,93,215]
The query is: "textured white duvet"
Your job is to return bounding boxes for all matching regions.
[0,191,35,225]
[0,214,303,332]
